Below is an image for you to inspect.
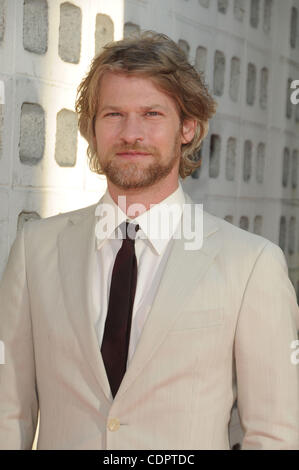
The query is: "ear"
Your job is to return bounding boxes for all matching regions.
[181,119,209,144]
[181,119,197,144]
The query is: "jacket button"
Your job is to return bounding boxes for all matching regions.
[108,418,120,432]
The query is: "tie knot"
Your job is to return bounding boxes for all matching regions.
[122,221,139,241]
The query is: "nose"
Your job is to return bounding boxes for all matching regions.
[119,114,144,144]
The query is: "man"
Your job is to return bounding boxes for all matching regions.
[0,31,299,450]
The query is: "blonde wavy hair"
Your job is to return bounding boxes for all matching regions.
[75,31,217,178]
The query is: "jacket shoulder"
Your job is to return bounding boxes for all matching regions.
[183,191,280,255]
[22,202,98,237]
[203,209,282,259]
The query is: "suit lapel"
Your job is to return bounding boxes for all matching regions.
[57,194,222,402]
[117,195,222,398]
[57,207,113,402]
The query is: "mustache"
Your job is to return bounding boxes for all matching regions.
[112,144,158,154]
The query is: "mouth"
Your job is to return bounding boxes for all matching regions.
[116,151,152,159]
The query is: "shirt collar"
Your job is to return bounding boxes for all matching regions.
[95,181,185,255]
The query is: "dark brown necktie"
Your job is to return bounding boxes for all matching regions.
[101,221,139,398]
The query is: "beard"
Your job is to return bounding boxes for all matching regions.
[97,131,182,190]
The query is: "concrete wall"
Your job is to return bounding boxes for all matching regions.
[0,0,298,450]
[124,0,299,304]
[1,0,298,291]
[0,0,124,278]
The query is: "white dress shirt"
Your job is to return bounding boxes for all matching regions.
[93,181,186,366]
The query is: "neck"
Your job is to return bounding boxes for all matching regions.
[107,179,180,218]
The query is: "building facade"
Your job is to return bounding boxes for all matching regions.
[0,0,298,449]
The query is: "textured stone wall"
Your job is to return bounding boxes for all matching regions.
[0,0,5,42]
[19,103,45,165]
[55,108,78,167]
[23,0,48,55]
[1,0,297,310]
[0,0,298,450]
[123,0,299,304]
[0,0,124,279]
[58,2,82,64]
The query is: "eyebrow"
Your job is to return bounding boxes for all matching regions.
[98,104,168,113]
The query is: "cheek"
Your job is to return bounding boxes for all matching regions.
[148,124,178,144]
[101,122,122,137]
[94,125,115,148]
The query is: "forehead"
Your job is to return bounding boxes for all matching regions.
[98,71,177,110]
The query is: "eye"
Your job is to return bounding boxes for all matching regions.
[105,112,121,117]
[145,111,161,117]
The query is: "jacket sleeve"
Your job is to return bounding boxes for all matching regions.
[0,225,39,449]
[234,241,299,450]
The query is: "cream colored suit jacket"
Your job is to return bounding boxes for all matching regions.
[0,192,299,450]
